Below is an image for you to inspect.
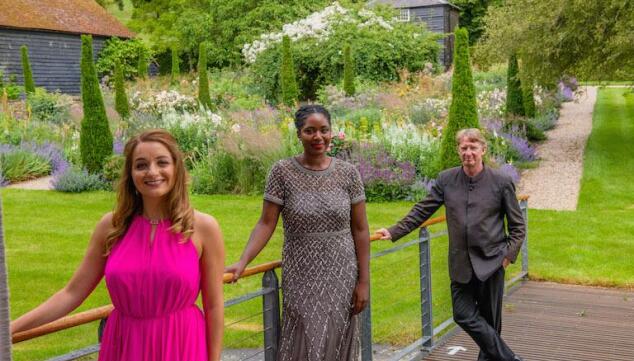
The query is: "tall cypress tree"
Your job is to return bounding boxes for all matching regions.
[114,62,130,119]
[80,35,113,174]
[522,72,536,118]
[279,36,299,106]
[137,47,148,79]
[439,28,480,171]
[198,42,212,109]
[343,44,355,96]
[506,53,525,116]
[20,45,35,94]
[171,47,180,85]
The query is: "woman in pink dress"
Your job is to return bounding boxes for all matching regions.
[11,129,225,361]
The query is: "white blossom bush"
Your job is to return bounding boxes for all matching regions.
[130,90,198,115]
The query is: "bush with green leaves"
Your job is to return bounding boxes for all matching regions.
[439,27,480,170]
[250,7,440,102]
[0,148,51,182]
[191,151,238,194]
[343,44,355,96]
[79,35,113,174]
[95,37,150,80]
[137,47,148,79]
[171,47,180,84]
[52,167,110,192]
[102,154,125,184]
[198,42,212,109]
[27,88,71,123]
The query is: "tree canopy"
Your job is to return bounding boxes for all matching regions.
[476,0,634,83]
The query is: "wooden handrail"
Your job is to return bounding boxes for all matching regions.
[11,194,527,344]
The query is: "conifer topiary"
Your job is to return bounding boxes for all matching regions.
[197,42,212,109]
[137,47,148,79]
[171,47,180,85]
[343,44,355,96]
[21,45,36,94]
[279,36,299,106]
[114,62,129,119]
[80,35,113,174]
[439,28,480,171]
[522,72,536,118]
[506,53,525,116]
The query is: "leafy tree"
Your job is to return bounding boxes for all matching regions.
[506,54,525,116]
[20,45,35,94]
[96,37,149,80]
[451,0,502,45]
[197,42,212,109]
[343,44,355,96]
[279,36,299,106]
[171,47,180,85]
[476,0,634,83]
[80,35,113,174]
[114,62,130,119]
[439,28,480,170]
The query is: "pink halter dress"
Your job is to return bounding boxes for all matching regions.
[99,215,207,361]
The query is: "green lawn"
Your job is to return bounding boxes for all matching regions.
[5,87,633,359]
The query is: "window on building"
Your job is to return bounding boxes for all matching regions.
[399,8,410,22]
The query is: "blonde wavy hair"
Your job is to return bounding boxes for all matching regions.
[105,129,194,254]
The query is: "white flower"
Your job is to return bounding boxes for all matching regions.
[231,124,241,133]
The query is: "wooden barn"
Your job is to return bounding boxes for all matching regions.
[369,0,460,68]
[0,0,134,94]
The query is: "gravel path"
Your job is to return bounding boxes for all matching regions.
[518,86,597,210]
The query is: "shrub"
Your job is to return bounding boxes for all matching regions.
[0,148,51,182]
[27,88,71,123]
[198,42,212,109]
[505,54,525,116]
[439,27,480,170]
[102,154,125,185]
[137,47,148,79]
[279,36,299,106]
[21,45,36,94]
[79,35,113,174]
[250,5,440,102]
[171,47,180,84]
[114,62,130,119]
[52,167,110,193]
[522,78,536,118]
[95,37,150,79]
[343,44,355,96]
[191,151,237,194]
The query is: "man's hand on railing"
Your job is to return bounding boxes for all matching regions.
[224,259,247,283]
[374,228,392,241]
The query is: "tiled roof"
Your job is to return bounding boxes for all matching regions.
[0,0,134,38]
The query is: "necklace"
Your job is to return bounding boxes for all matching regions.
[148,219,160,225]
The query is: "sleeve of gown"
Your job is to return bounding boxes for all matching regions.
[348,164,366,205]
[263,161,285,206]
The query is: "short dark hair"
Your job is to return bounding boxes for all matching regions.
[294,104,331,131]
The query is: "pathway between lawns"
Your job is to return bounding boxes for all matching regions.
[518,86,597,211]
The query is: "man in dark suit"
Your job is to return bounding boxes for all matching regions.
[377,128,525,361]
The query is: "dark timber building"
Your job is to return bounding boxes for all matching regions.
[0,0,134,94]
[369,0,460,68]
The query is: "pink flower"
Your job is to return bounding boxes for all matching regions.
[338,131,346,140]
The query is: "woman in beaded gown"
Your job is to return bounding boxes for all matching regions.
[11,130,225,361]
[226,105,370,360]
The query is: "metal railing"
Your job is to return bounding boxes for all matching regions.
[11,196,529,361]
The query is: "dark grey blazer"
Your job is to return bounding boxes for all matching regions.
[388,166,526,284]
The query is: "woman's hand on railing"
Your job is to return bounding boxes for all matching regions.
[224,259,247,283]
[374,228,392,241]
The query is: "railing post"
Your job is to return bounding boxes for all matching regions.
[262,269,281,361]
[419,227,433,350]
[98,317,107,343]
[360,278,373,361]
[520,199,529,276]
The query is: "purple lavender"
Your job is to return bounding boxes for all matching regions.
[499,163,520,184]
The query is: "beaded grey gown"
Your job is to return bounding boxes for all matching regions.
[264,157,366,361]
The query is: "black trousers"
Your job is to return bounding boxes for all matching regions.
[450,267,515,361]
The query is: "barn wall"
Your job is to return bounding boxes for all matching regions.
[0,28,108,94]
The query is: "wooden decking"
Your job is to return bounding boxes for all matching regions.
[424,281,634,361]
